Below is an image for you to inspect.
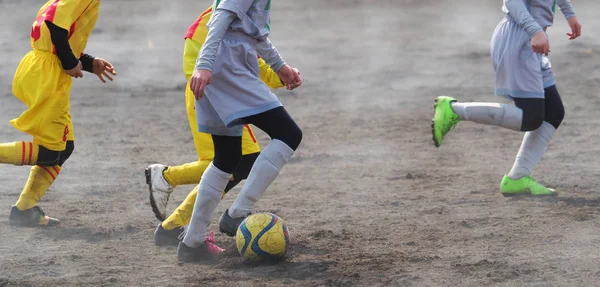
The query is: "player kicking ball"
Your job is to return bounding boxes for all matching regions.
[432,0,581,197]
[176,0,302,263]
[0,0,115,227]
[147,6,295,246]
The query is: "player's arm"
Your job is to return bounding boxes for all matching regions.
[556,0,575,19]
[503,0,544,38]
[46,21,94,74]
[557,0,581,40]
[195,9,237,72]
[47,21,115,82]
[255,38,285,73]
[258,58,285,89]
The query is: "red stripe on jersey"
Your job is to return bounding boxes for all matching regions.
[245,125,257,143]
[31,0,60,41]
[185,7,213,40]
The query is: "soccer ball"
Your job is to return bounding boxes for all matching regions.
[236,213,290,262]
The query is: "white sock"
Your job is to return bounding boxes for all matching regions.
[182,162,231,248]
[229,139,294,219]
[507,122,556,180]
[451,102,523,131]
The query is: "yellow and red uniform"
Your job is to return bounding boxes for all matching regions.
[161,7,284,230]
[0,0,100,214]
[11,0,99,151]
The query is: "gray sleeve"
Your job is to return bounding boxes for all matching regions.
[504,0,544,37]
[218,0,253,20]
[195,9,237,72]
[256,38,286,73]
[557,0,576,19]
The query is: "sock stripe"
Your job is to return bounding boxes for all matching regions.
[245,125,257,143]
[52,166,60,175]
[40,166,57,180]
[28,142,33,165]
[21,142,26,165]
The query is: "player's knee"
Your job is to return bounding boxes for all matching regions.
[58,141,75,166]
[521,112,544,131]
[545,103,565,129]
[275,122,303,151]
[213,153,241,174]
[515,99,545,132]
[37,146,61,166]
[286,124,303,151]
[543,85,565,129]
[212,135,242,173]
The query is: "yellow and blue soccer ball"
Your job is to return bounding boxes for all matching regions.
[236,213,290,262]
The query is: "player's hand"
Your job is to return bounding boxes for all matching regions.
[92,58,116,83]
[277,65,302,90]
[191,69,212,100]
[566,16,582,40]
[65,61,83,78]
[531,31,550,55]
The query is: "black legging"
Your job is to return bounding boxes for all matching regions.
[212,107,302,174]
[513,85,565,131]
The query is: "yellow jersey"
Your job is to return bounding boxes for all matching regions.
[30,0,100,58]
[183,7,283,89]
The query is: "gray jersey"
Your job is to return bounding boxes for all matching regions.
[503,0,575,37]
[211,0,272,41]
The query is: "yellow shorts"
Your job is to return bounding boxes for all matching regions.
[10,50,74,151]
[185,81,260,160]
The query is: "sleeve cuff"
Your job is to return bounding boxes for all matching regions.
[525,25,544,38]
[271,60,286,73]
[195,62,213,72]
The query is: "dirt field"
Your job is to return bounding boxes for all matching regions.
[1,0,600,286]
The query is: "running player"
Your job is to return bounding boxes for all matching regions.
[432,0,581,196]
[147,6,290,247]
[0,0,115,227]
[177,0,303,262]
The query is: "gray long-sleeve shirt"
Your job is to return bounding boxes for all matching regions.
[195,5,285,73]
[503,0,576,37]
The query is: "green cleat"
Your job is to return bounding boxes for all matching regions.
[500,175,557,197]
[432,96,460,147]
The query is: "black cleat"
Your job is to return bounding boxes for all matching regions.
[176,231,224,263]
[9,206,60,227]
[154,224,185,247]
[218,209,248,237]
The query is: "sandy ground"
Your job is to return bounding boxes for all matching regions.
[1,0,600,286]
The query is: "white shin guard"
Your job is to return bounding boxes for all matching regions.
[182,162,231,248]
[508,122,556,180]
[451,102,523,131]
[228,139,294,219]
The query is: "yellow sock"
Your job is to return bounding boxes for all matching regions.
[0,142,39,166]
[15,165,60,211]
[163,160,210,187]
[161,185,198,230]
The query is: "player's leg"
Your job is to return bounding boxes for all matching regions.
[155,152,259,246]
[501,85,564,196]
[8,52,73,227]
[219,107,302,236]
[146,83,211,220]
[432,97,526,147]
[178,133,241,262]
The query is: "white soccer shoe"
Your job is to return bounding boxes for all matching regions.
[145,164,173,221]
